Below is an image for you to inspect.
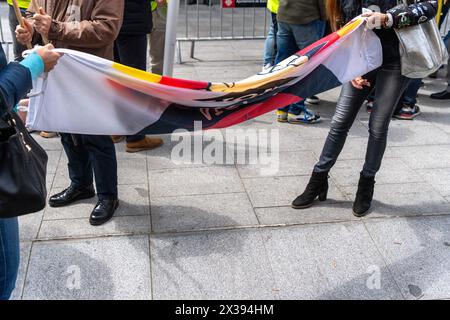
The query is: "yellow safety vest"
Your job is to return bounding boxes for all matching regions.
[267,0,279,14]
[151,0,157,12]
[7,0,31,9]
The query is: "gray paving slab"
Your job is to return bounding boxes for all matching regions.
[236,150,318,178]
[38,215,151,240]
[18,211,43,241]
[117,159,149,185]
[341,183,450,218]
[149,166,244,198]
[151,192,258,232]
[242,175,348,208]
[260,222,403,299]
[386,125,450,147]
[255,202,358,226]
[147,132,231,170]
[32,134,63,151]
[364,216,450,299]
[150,229,277,299]
[330,157,423,187]
[417,168,450,197]
[225,121,311,152]
[44,184,150,220]
[46,150,62,175]
[303,137,368,160]
[22,236,151,300]
[389,145,450,170]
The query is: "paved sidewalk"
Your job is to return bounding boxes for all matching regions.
[2,1,450,297]
[9,40,450,300]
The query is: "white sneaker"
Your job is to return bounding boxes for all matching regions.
[262,63,273,72]
[288,111,321,124]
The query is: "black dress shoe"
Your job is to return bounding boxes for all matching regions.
[89,199,119,226]
[49,185,95,208]
[430,90,450,100]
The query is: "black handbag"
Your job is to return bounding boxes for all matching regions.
[0,96,48,218]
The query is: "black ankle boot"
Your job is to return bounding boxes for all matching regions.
[292,171,329,209]
[353,173,376,217]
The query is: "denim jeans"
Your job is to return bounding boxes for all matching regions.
[263,12,278,67]
[401,78,422,107]
[0,217,20,300]
[314,60,409,177]
[275,20,325,114]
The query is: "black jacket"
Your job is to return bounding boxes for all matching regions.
[340,0,437,27]
[119,0,153,35]
[340,0,438,63]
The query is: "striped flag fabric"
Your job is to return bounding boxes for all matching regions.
[27,17,382,135]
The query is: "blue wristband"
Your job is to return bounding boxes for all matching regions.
[20,52,45,80]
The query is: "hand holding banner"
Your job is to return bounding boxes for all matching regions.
[12,0,32,50]
[31,0,50,45]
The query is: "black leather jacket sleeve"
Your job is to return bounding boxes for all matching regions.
[387,0,438,28]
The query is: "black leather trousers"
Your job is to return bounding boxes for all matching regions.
[314,60,409,177]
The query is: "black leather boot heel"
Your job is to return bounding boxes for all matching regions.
[292,171,329,209]
[353,173,376,217]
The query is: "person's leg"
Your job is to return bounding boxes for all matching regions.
[60,133,94,188]
[314,71,377,173]
[115,35,163,151]
[0,217,20,300]
[353,61,409,216]
[274,22,298,120]
[8,5,27,61]
[115,34,147,143]
[363,62,409,177]
[83,135,118,201]
[292,70,377,209]
[394,78,422,120]
[83,135,118,226]
[263,12,278,67]
[149,6,167,75]
[49,134,96,207]
[287,20,326,122]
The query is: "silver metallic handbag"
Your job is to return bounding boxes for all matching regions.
[394,0,448,78]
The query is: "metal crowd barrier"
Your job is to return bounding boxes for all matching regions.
[176,0,270,63]
[0,16,13,61]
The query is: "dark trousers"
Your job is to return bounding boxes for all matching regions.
[314,60,409,177]
[8,5,27,61]
[114,34,148,143]
[60,133,118,200]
